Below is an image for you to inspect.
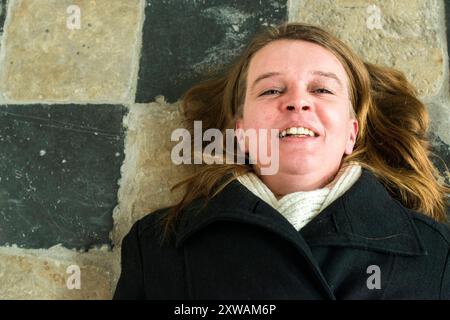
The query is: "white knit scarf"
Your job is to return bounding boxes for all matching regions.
[237,162,362,231]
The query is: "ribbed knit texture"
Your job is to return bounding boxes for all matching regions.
[237,162,362,231]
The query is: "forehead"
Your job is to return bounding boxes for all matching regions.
[247,40,348,85]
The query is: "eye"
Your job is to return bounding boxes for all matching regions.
[260,89,283,96]
[313,88,333,94]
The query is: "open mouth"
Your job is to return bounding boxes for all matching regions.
[279,126,319,139]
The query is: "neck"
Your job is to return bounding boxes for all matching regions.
[256,165,340,198]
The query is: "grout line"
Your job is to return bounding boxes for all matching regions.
[0,0,17,105]
[126,0,147,108]
[0,100,130,106]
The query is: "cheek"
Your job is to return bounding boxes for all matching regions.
[320,104,352,132]
[243,104,277,129]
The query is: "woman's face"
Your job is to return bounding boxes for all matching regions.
[236,39,358,178]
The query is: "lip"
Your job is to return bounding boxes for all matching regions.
[279,135,318,143]
[278,122,321,137]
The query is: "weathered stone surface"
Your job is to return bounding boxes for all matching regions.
[0,0,8,33]
[136,0,287,103]
[0,0,8,60]
[446,0,450,64]
[430,132,450,185]
[0,0,142,102]
[113,99,194,245]
[0,246,113,299]
[289,0,445,98]
[0,104,126,249]
[426,101,450,211]
[426,98,450,146]
[429,124,450,222]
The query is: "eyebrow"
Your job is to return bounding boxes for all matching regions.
[250,72,281,92]
[310,70,344,88]
[250,70,344,92]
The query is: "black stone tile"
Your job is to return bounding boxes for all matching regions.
[446,0,450,63]
[0,104,127,249]
[430,134,450,184]
[0,0,7,33]
[430,133,450,219]
[136,0,287,103]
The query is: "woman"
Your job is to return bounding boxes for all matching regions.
[114,23,450,299]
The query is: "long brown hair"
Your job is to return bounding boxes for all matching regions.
[163,23,449,238]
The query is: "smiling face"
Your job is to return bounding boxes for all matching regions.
[236,39,358,190]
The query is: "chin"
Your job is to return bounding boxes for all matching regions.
[278,158,318,176]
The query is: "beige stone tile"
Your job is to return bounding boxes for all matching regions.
[289,0,445,97]
[0,0,142,102]
[112,100,195,245]
[0,246,113,299]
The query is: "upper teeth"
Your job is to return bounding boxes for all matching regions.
[279,127,316,138]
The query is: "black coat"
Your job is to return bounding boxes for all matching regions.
[114,169,450,299]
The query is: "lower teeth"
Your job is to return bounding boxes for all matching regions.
[278,134,313,138]
[285,134,309,137]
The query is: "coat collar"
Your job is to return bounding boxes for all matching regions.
[175,172,337,299]
[175,168,427,257]
[300,168,427,256]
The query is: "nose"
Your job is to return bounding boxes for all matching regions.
[283,85,313,113]
[286,99,312,112]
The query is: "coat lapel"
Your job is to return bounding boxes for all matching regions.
[175,168,427,299]
[175,180,336,299]
[300,169,427,257]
